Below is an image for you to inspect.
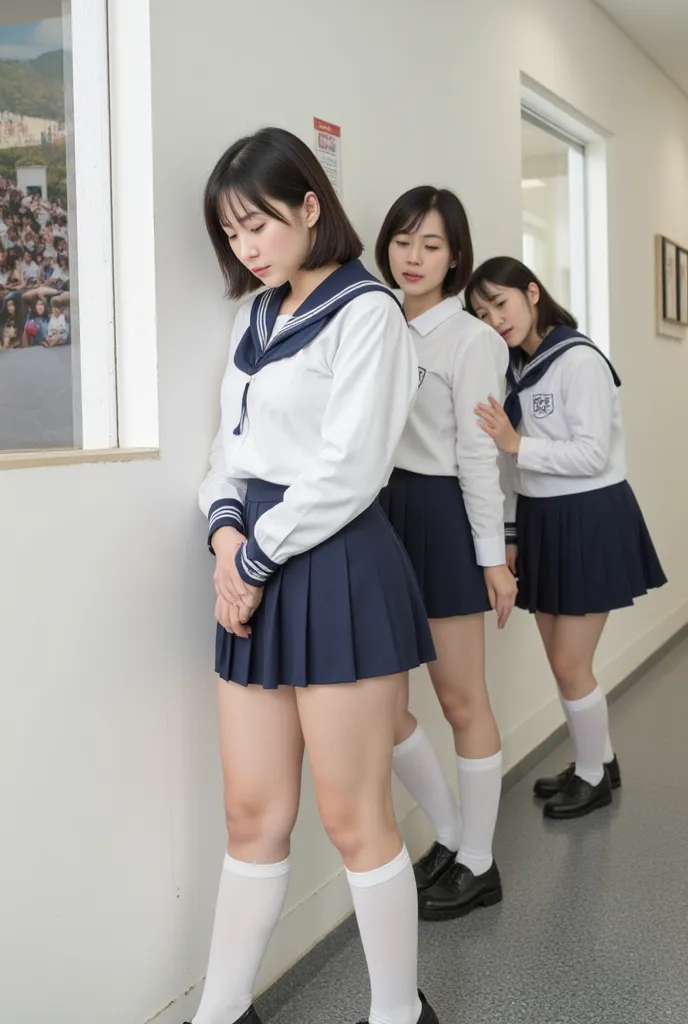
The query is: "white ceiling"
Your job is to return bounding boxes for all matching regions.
[595,0,688,97]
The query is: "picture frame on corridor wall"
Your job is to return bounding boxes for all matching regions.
[678,248,688,326]
[662,238,678,322]
[655,235,687,340]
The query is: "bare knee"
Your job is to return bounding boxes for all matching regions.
[549,653,591,697]
[225,794,297,858]
[319,798,398,867]
[437,686,490,733]
[320,809,366,862]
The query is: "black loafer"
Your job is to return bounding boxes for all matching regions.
[356,989,439,1023]
[184,1008,262,1024]
[543,770,613,819]
[419,860,502,921]
[534,755,621,798]
[413,842,456,891]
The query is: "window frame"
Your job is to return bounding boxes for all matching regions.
[520,106,589,333]
[69,0,118,450]
[520,78,611,354]
[0,0,158,468]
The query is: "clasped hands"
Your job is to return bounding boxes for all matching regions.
[212,527,264,638]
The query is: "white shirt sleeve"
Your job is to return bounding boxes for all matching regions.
[499,454,518,541]
[517,350,615,477]
[198,422,248,542]
[452,328,508,566]
[198,306,251,545]
[238,297,417,583]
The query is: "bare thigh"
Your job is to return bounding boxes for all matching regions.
[545,614,609,701]
[217,679,304,863]
[297,674,404,872]
[535,612,557,663]
[426,614,500,757]
[393,673,415,745]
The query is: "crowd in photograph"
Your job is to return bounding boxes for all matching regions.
[0,175,71,351]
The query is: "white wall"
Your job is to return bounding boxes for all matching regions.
[1,1,688,1022]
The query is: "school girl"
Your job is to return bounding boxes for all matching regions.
[189,128,439,1024]
[466,256,666,819]
[375,187,517,922]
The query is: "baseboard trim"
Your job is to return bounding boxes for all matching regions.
[257,914,360,1021]
[500,618,688,793]
[605,619,688,706]
[254,617,688,1022]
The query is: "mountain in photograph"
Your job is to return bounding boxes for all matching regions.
[0,50,64,120]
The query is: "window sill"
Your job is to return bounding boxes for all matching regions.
[0,447,160,471]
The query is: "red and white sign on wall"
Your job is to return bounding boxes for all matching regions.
[313,117,342,197]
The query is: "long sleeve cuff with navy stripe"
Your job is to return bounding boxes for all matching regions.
[505,522,517,544]
[207,498,246,552]
[235,536,280,587]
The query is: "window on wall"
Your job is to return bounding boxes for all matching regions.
[521,110,588,331]
[0,0,157,460]
[0,1,114,452]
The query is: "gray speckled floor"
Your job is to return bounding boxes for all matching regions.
[258,636,688,1024]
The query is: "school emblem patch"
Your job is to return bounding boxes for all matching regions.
[531,393,554,418]
[532,395,552,419]
[418,367,426,388]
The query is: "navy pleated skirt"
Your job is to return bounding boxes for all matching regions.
[378,469,491,619]
[516,481,667,616]
[215,480,436,688]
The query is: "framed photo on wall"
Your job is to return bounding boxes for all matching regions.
[678,248,688,326]
[662,237,679,322]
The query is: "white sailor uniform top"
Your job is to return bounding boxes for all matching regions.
[393,296,509,567]
[199,275,418,586]
[506,340,626,501]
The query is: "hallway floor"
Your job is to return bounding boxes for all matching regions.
[259,636,688,1024]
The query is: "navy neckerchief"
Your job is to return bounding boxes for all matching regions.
[232,259,397,434]
[503,324,621,428]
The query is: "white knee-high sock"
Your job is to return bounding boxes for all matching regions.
[193,854,291,1024]
[347,848,422,1024]
[393,726,461,851]
[455,750,502,877]
[560,694,614,763]
[563,687,609,786]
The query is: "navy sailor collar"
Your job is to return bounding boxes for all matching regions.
[232,259,397,434]
[504,324,621,428]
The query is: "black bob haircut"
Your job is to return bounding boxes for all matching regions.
[465,256,577,335]
[204,127,362,299]
[375,186,473,296]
